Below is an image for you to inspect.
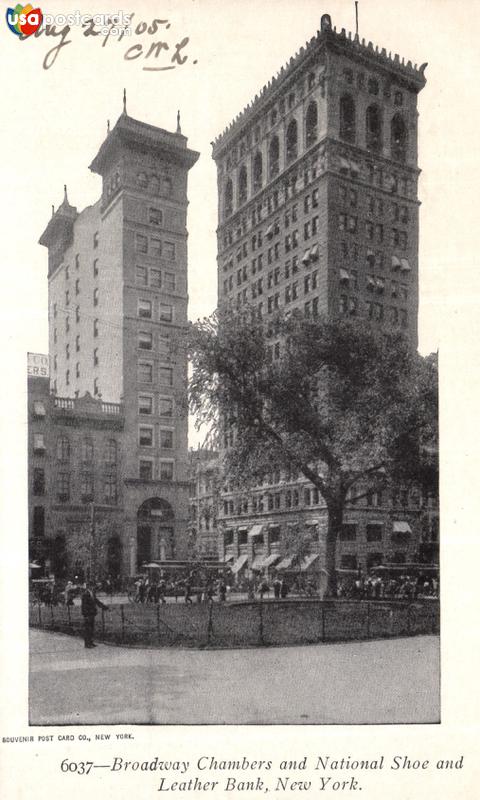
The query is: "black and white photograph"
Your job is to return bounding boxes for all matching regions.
[0,0,479,795]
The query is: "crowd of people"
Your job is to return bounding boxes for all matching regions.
[337,573,439,600]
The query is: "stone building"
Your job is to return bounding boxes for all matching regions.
[188,448,220,558]
[36,105,199,574]
[211,14,436,581]
[28,362,125,580]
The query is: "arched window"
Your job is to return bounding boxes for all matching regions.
[269,136,279,178]
[224,178,233,218]
[305,102,318,147]
[253,152,263,192]
[391,114,408,163]
[238,165,248,204]
[339,94,356,143]
[104,439,117,466]
[56,435,70,461]
[149,175,160,194]
[82,437,94,464]
[161,177,172,197]
[366,104,382,153]
[286,119,298,163]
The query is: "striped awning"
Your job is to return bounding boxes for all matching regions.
[248,524,264,539]
[276,555,296,570]
[230,554,248,574]
[300,553,320,571]
[391,255,402,270]
[340,268,350,282]
[393,521,412,534]
[309,244,319,261]
[302,249,311,264]
[400,258,411,272]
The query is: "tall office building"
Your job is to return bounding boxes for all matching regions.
[211,15,434,578]
[39,107,199,574]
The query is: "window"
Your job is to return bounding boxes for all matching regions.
[224,178,233,218]
[104,475,117,505]
[56,435,69,461]
[33,467,45,495]
[57,472,70,502]
[136,233,148,253]
[341,554,358,570]
[394,90,403,106]
[33,401,46,418]
[139,460,153,480]
[75,305,80,323]
[138,361,153,383]
[159,366,173,386]
[93,318,99,337]
[75,362,80,379]
[136,266,148,285]
[391,114,407,163]
[65,369,70,386]
[160,303,173,323]
[286,119,298,163]
[93,287,99,306]
[147,267,160,289]
[160,461,174,481]
[269,136,279,178]
[138,331,153,350]
[366,523,383,542]
[139,395,153,415]
[139,426,153,447]
[238,165,248,204]
[65,290,70,307]
[160,429,173,449]
[81,472,94,502]
[305,102,318,146]
[150,237,162,257]
[159,398,173,417]
[149,207,163,225]
[164,272,176,292]
[366,104,382,153]
[164,241,176,260]
[81,438,93,464]
[339,94,355,142]
[253,152,263,192]
[93,231,99,248]
[340,523,357,541]
[138,299,152,319]
[368,77,379,95]
[104,439,117,466]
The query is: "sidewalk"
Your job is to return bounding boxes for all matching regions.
[29,629,440,725]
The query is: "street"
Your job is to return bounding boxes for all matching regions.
[29,629,440,725]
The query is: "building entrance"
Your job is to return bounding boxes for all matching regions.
[136,498,174,568]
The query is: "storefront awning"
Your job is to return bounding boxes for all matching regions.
[300,553,320,571]
[393,521,412,534]
[262,553,281,568]
[230,554,249,574]
[305,519,320,527]
[276,555,296,570]
[223,553,235,563]
[248,524,264,539]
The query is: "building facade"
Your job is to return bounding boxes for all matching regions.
[28,365,125,580]
[37,109,199,574]
[211,14,435,581]
[188,448,220,558]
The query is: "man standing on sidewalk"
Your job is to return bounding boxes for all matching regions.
[81,584,108,648]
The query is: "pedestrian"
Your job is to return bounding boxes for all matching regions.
[259,579,270,600]
[184,579,193,605]
[273,577,281,599]
[280,578,289,599]
[81,584,109,649]
[218,579,227,603]
[158,579,167,604]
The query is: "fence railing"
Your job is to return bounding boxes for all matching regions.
[29,599,439,649]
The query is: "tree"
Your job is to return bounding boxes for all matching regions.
[188,309,438,596]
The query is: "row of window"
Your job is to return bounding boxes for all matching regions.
[136,265,176,291]
[339,295,409,326]
[339,269,409,299]
[139,459,174,481]
[342,67,404,108]
[138,298,174,323]
[338,213,409,249]
[54,471,117,504]
[138,426,173,449]
[136,172,173,198]
[135,233,176,259]
[339,95,408,161]
[138,362,173,386]
[222,68,324,173]
[139,395,174,417]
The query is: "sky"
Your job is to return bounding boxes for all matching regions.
[0,0,479,439]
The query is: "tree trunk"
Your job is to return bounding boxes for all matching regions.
[324,501,344,598]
